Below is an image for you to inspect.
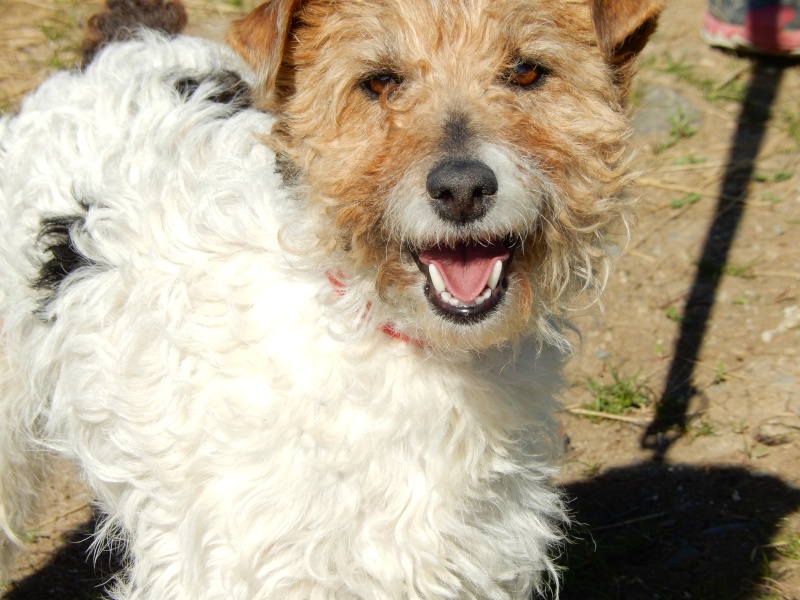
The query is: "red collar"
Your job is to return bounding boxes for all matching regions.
[326,272,424,347]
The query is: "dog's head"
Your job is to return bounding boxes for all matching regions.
[228,0,662,350]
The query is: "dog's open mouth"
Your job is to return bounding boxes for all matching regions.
[413,239,514,323]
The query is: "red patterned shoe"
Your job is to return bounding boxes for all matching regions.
[702,0,800,55]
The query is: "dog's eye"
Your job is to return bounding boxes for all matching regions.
[362,73,401,98]
[505,61,546,88]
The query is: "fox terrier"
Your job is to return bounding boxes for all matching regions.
[0,0,661,597]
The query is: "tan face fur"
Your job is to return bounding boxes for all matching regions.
[229,0,662,350]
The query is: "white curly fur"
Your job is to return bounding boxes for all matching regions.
[0,34,568,599]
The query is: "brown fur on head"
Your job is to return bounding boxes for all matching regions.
[228,0,662,350]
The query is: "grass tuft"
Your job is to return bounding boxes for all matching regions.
[670,192,701,209]
[656,105,697,153]
[585,367,654,415]
[660,53,747,103]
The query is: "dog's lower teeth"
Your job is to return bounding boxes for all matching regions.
[419,249,510,315]
[438,286,494,308]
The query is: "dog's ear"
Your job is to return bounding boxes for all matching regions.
[227,0,303,100]
[591,0,663,71]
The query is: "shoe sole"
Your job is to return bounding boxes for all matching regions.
[702,11,800,56]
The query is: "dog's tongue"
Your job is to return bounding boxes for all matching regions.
[419,241,509,303]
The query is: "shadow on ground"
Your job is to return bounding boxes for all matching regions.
[8,465,800,599]
[561,463,800,600]
[6,513,119,600]
[642,52,799,458]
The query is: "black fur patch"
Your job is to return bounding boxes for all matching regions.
[275,152,302,187]
[173,71,252,110]
[34,214,97,310]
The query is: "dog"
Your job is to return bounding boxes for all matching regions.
[0,0,662,597]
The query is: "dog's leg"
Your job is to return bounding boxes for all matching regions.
[0,343,49,585]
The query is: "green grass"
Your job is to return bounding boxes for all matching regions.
[733,291,749,305]
[660,53,747,103]
[40,22,67,43]
[773,534,800,560]
[696,258,758,281]
[713,361,728,385]
[752,532,800,599]
[664,306,687,323]
[36,11,86,72]
[670,192,701,209]
[656,106,697,153]
[671,155,707,165]
[585,368,653,415]
[692,420,717,437]
[575,460,604,478]
[752,169,793,183]
[783,110,800,146]
[723,260,758,279]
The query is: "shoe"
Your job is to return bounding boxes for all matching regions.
[701,0,800,55]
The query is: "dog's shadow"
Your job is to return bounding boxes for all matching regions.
[5,512,120,600]
[7,463,799,599]
[560,462,800,600]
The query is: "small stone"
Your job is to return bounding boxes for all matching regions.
[633,86,702,138]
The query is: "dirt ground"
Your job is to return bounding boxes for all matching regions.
[1,0,799,598]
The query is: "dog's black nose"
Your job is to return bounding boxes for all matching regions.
[426,159,498,224]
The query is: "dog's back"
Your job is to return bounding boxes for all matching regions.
[0,24,277,591]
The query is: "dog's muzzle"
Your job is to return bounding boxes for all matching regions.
[410,159,513,323]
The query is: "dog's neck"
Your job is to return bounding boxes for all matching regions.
[326,271,424,347]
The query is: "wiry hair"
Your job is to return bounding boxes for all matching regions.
[234,0,641,351]
[0,0,661,597]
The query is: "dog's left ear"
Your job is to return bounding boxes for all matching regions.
[227,0,304,104]
[591,0,664,85]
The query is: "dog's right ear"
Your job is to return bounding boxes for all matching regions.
[590,0,663,97]
[591,0,664,65]
[227,0,303,100]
